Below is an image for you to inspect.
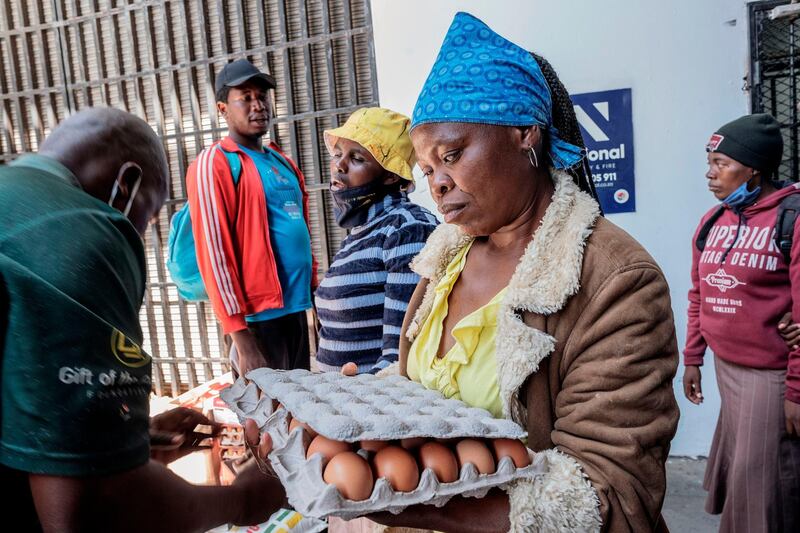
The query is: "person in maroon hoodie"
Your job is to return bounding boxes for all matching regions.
[683,113,800,532]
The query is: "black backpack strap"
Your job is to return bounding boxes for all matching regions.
[774,191,800,264]
[695,206,727,253]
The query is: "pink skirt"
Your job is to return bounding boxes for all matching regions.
[704,356,800,532]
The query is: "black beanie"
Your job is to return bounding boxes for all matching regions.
[706,113,783,176]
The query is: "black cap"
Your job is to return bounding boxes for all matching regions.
[707,113,784,175]
[214,59,276,97]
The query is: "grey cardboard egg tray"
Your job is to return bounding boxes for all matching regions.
[221,368,546,520]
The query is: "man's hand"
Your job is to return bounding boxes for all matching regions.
[683,365,703,405]
[778,312,800,351]
[231,329,268,378]
[150,407,220,465]
[238,347,268,378]
[786,399,800,437]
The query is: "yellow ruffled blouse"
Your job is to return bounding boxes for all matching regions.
[407,242,504,418]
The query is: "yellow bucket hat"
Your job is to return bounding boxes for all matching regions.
[323,107,416,181]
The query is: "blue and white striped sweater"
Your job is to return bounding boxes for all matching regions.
[314,191,438,373]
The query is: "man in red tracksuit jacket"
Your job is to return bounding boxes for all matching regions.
[186,59,318,377]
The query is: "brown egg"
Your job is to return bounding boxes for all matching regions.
[373,445,420,492]
[455,439,496,474]
[323,451,374,501]
[418,441,459,483]
[289,418,318,439]
[307,435,352,466]
[490,438,532,468]
[342,362,358,376]
[399,437,427,450]
[360,439,390,453]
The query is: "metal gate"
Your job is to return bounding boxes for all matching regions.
[750,0,800,181]
[0,0,379,396]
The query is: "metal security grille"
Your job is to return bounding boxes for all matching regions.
[750,0,800,181]
[0,0,378,396]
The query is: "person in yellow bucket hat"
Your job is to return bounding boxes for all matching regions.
[314,107,438,376]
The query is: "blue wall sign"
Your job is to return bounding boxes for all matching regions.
[571,88,635,214]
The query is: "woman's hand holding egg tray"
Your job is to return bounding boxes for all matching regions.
[221,369,546,520]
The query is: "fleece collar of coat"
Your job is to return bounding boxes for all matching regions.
[408,170,600,423]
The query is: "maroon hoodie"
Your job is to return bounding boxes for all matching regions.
[684,184,800,404]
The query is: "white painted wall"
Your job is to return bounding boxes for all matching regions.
[371,0,755,456]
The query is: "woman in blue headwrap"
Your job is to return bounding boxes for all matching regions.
[367,12,679,533]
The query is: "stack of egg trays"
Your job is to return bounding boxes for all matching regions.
[221,368,546,519]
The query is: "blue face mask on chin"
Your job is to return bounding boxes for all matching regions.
[331,180,384,229]
[722,180,761,210]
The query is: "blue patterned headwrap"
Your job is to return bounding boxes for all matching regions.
[411,12,583,169]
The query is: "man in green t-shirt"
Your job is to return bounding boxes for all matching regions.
[0,108,284,531]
